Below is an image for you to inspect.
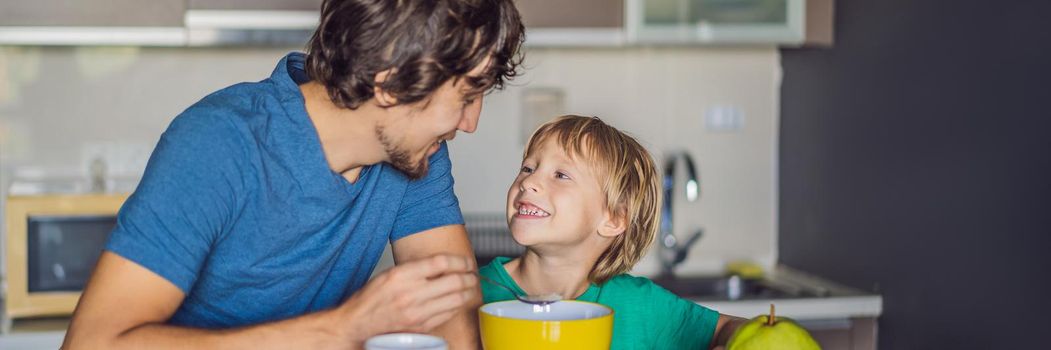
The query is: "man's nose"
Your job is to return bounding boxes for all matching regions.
[458,98,482,133]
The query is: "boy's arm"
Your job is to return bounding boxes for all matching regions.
[710,314,749,349]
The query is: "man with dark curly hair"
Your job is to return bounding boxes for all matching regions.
[63,1,524,349]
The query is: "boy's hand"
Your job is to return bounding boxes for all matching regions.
[712,314,749,349]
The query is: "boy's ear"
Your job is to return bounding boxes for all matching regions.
[372,68,398,107]
[597,207,628,238]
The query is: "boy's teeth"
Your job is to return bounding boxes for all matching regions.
[518,206,549,217]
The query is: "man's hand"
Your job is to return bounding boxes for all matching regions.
[63,252,476,350]
[391,224,482,349]
[336,254,478,343]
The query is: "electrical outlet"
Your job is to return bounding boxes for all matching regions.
[0,120,32,162]
[704,105,744,132]
[520,87,565,144]
[80,141,153,179]
[112,141,153,178]
[80,142,109,178]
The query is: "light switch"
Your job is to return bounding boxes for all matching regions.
[704,105,744,132]
[80,140,153,179]
[521,87,565,144]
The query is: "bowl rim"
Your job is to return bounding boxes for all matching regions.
[364,332,447,349]
[478,300,615,322]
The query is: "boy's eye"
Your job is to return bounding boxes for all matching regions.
[520,166,534,174]
[555,171,571,180]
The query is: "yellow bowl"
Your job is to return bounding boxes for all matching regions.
[479,300,613,350]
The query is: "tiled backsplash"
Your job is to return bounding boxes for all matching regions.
[0,45,780,276]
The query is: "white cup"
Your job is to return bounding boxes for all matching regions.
[364,333,447,350]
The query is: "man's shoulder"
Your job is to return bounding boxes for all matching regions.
[166,80,287,145]
[192,80,284,118]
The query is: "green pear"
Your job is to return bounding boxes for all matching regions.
[727,304,821,350]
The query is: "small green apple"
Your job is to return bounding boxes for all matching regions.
[727,304,821,350]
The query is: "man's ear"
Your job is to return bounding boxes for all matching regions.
[372,68,398,107]
[598,207,628,238]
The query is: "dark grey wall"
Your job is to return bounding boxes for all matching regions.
[779,1,1051,349]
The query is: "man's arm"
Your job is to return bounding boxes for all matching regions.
[63,251,477,350]
[392,224,480,349]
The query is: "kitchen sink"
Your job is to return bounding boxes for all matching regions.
[652,275,831,301]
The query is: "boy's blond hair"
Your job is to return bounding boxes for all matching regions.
[523,115,661,284]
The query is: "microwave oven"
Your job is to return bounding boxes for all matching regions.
[3,192,127,328]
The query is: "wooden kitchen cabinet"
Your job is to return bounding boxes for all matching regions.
[0,0,184,27]
[0,0,186,46]
[183,0,324,45]
[803,0,833,46]
[184,0,324,30]
[187,0,323,11]
[515,0,627,46]
[516,0,624,28]
[0,0,831,47]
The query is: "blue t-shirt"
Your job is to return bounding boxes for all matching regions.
[105,52,464,328]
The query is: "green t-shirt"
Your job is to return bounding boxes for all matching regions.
[479,257,720,349]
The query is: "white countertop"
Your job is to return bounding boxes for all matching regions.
[699,295,883,320]
[0,317,67,349]
[690,265,883,320]
[1,266,881,348]
[0,331,65,350]
[0,299,883,348]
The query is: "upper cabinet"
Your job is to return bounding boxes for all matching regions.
[0,0,186,45]
[0,0,831,47]
[802,0,833,46]
[518,0,831,47]
[515,0,626,47]
[187,0,323,11]
[183,0,323,46]
[185,0,322,29]
[628,0,806,45]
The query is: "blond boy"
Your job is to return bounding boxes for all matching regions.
[479,115,745,349]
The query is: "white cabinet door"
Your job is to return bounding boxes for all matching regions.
[517,0,623,28]
[628,0,806,44]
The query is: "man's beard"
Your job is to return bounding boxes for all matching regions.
[376,125,429,180]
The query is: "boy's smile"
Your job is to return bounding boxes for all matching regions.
[514,201,550,218]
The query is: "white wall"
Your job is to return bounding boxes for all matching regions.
[0,45,780,276]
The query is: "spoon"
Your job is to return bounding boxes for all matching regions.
[478,274,562,306]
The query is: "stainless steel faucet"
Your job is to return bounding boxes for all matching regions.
[659,151,703,278]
